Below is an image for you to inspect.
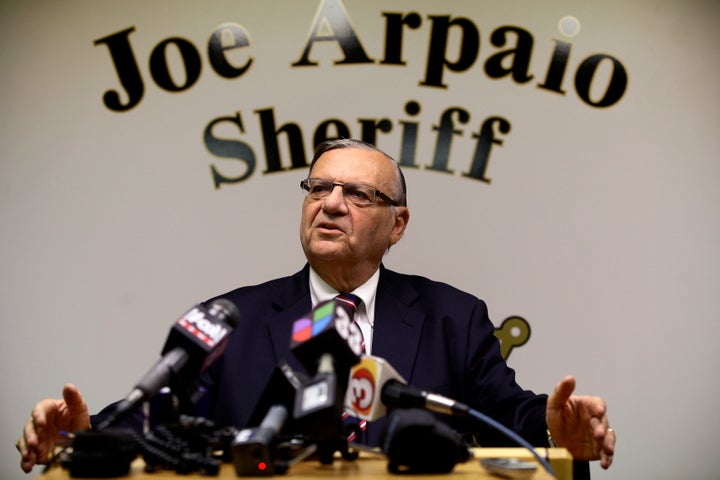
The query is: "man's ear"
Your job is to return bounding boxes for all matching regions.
[389,207,410,245]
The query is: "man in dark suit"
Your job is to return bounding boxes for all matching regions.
[17,139,615,475]
[208,264,548,448]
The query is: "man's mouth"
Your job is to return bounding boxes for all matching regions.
[316,222,343,233]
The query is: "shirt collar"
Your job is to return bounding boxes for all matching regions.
[308,266,380,313]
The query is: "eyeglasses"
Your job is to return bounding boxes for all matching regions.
[300,178,400,207]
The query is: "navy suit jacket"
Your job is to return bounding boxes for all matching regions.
[204,264,549,448]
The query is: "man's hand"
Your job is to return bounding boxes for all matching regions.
[546,376,616,469]
[17,384,91,473]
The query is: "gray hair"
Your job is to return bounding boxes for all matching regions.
[308,139,407,207]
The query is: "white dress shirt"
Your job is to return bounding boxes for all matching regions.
[308,267,379,355]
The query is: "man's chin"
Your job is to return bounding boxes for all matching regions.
[308,251,346,263]
[306,244,349,263]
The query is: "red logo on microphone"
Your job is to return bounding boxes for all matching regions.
[348,367,375,416]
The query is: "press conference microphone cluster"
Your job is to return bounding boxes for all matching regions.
[96,299,240,431]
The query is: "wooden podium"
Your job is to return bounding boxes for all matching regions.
[42,448,572,480]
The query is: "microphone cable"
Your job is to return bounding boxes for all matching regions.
[381,379,555,477]
[462,405,556,478]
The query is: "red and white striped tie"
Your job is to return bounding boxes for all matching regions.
[336,292,367,442]
[335,292,365,354]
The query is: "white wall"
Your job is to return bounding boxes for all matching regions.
[2,1,718,479]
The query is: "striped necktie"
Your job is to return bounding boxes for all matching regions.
[335,292,367,443]
[335,292,365,354]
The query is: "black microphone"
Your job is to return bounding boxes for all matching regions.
[381,380,470,416]
[380,408,471,474]
[289,298,364,463]
[233,361,311,476]
[96,299,240,430]
[289,298,363,428]
[232,404,288,476]
[345,355,555,477]
[292,354,342,438]
[246,361,307,428]
[344,355,468,422]
[290,298,363,378]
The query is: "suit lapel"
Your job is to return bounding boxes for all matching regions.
[372,267,424,383]
[266,266,312,367]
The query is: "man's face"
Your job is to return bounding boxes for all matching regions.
[299,148,408,275]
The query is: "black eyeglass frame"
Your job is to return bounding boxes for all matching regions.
[300,177,401,207]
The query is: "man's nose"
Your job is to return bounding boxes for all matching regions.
[322,184,348,211]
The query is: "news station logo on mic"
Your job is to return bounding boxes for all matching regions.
[347,357,377,418]
[178,306,231,348]
[161,300,237,374]
[291,299,363,358]
[344,355,406,422]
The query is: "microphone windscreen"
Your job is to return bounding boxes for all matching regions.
[379,408,470,474]
[345,355,405,421]
[208,298,241,328]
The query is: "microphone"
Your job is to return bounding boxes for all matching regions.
[380,408,471,474]
[289,299,364,463]
[234,362,323,476]
[232,404,288,476]
[289,298,363,429]
[344,355,468,421]
[345,355,405,421]
[345,355,555,477]
[381,380,470,416]
[96,299,240,430]
[346,358,471,474]
[292,354,342,438]
[247,361,307,428]
[290,298,363,378]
